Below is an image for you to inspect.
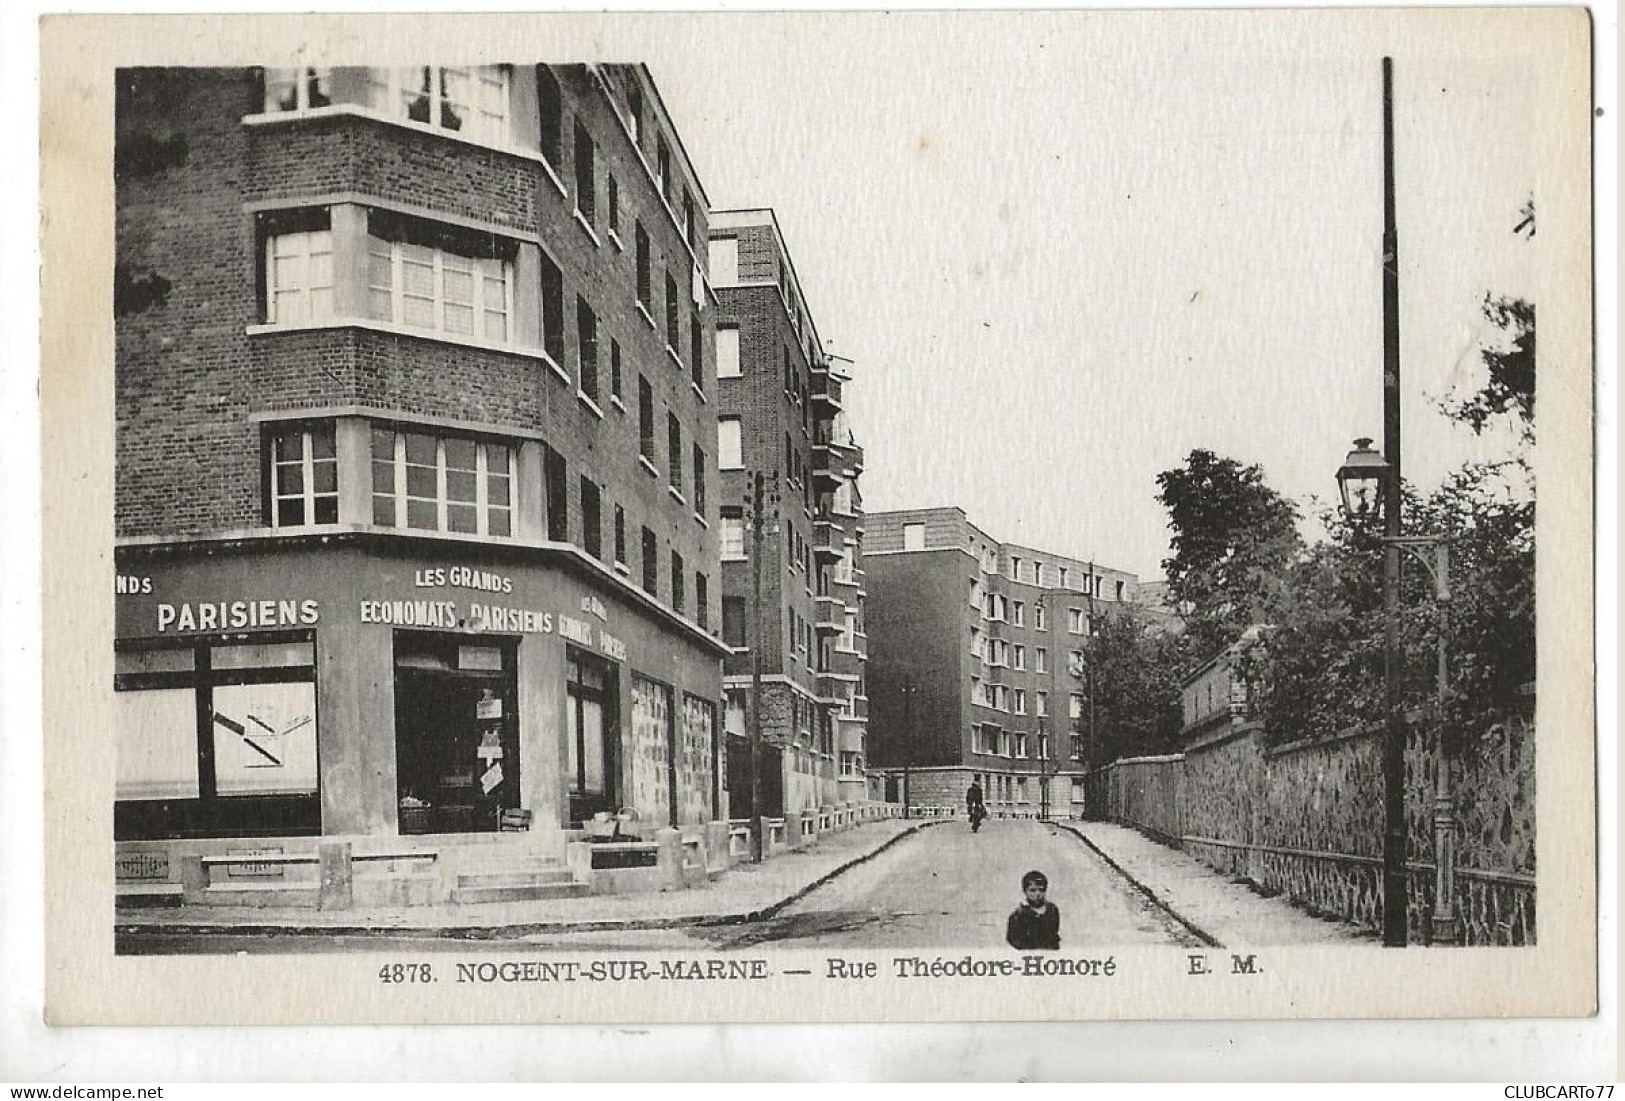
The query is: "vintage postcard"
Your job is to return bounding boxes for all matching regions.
[38,8,1597,1028]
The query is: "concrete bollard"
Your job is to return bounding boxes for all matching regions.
[784,812,803,850]
[565,841,594,887]
[180,852,207,904]
[317,841,353,911]
[704,821,729,873]
[655,828,684,891]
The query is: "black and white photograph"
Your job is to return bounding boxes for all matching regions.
[29,7,1600,1035]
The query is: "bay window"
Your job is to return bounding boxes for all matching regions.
[262,208,334,325]
[366,216,513,343]
[367,66,511,146]
[263,66,332,113]
[268,423,338,527]
[371,427,514,537]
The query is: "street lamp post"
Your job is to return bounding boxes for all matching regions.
[1337,437,1460,945]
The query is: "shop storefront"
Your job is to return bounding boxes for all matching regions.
[113,534,726,871]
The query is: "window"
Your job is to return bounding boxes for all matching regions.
[367,216,513,343]
[1059,566,1069,589]
[610,340,624,403]
[635,223,651,313]
[692,444,706,514]
[671,551,685,613]
[665,270,681,352]
[696,573,709,629]
[1070,693,1084,720]
[607,173,619,237]
[537,66,563,167]
[716,327,741,378]
[683,189,696,248]
[1013,645,1025,671]
[268,423,338,527]
[656,134,672,201]
[721,596,746,647]
[782,346,794,395]
[1117,580,1126,601]
[1034,603,1047,631]
[570,124,597,227]
[691,316,704,391]
[1033,562,1045,587]
[721,510,745,558]
[613,505,627,567]
[1014,689,1027,715]
[709,237,739,284]
[1036,691,1048,717]
[1011,555,1021,580]
[641,527,658,594]
[1035,647,1048,673]
[638,377,656,463]
[580,477,602,560]
[576,296,599,402]
[718,417,743,469]
[1012,600,1025,626]
[667,414,683,492]
[902,523,925,551]
[263,66,331,113]
[627,84,644,146]
[265,223,334,325]
[540,250,564,364]
[116,640,319,838]
[371,66,510,146]
[1069,608,1086,634]
[371,427,513,536]
[543,446,568,542]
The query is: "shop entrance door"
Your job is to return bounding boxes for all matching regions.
[394,633,520,835]
[566,647,619,826]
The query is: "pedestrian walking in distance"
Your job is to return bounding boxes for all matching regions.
[966,779,986,832]
[1006,869,1061,950]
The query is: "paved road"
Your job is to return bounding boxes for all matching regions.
[703,819,1199,950]
[116,821,1199,954]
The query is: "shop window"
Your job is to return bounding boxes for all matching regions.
[267,422,338,527]
[368,66,511,146]
[566,648,618,825]
[630,674,675,826]
[115,637,319,840]
[580,477,602,560]
[263,66,332,113]
[371,426,513,537]
[366,212,514,343]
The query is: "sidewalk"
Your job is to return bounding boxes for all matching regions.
[1061,821,1377,946]
[116,819,931,938]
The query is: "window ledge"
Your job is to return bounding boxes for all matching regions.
[577,391,605,419]
[247,317,548,363]
[719,464,745,473]
[614,560,631,577]
[638,455,660,478]
[608,393,628,414]
[635,301,656,330]
[607,228,625,251]
[665,345,684,371]
[541,351,571,386]
[721,553,747,563]
[693,513,708,529]
[716,371,743,382]
[241,105,547,168]
[690,381,707,404]
[573,208,601,247]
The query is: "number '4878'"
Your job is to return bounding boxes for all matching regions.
[378,963,433,984]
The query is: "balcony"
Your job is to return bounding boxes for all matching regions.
[814,595,844,635]
[813,519,843,562]
[811,371,843,411]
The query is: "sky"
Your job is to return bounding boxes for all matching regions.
[645,10,1571,580]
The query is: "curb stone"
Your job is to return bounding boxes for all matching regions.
[1052,821,1223,949]
[115,821,938,942]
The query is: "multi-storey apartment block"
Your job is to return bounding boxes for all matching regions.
[708,209,870,817]
[113,63,727,891]
[864,508,1138,818]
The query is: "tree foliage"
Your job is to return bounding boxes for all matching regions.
[1155,449,1303,660]
[1084,607,1186,762]
[1441,295,1535,442]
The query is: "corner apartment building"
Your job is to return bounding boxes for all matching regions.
[113,63,727,891]
[864,508,1137,817]
[707,210,870,816]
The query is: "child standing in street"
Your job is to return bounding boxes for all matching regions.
[1005,869,1061,950]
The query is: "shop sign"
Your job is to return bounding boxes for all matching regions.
[413,566,513,594]
[476,695,503,720]
[156,599,320,634]
[481,763,504,794]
